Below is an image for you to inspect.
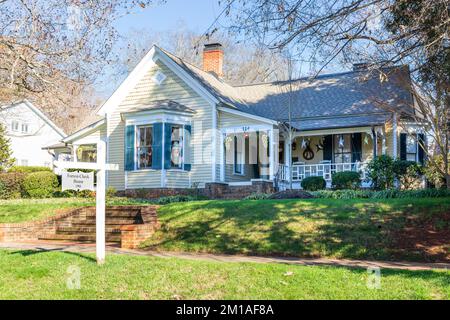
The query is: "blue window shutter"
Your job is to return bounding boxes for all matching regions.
[164,123,172,169]
[152,123,163,170]
[184,125,192,171]
[125,125,135,171]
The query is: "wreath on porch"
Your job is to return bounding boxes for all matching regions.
[303,145,314,160]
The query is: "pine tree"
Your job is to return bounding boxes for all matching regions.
[0,123,15,171]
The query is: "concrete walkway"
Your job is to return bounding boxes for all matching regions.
[1,241,449,271]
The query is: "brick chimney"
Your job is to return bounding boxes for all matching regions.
[203,43,223,77]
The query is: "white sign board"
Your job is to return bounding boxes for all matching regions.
[61,171,95,191]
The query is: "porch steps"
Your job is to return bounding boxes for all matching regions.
[38,207,157,243]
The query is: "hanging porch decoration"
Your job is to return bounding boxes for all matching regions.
[338,135,345,148]
[261,133,269,149]
[364,134,370,145]
[303,145,314,160]
[316,137,325,152]
[224,135,233,150]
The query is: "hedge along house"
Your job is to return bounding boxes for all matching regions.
[56,43,425,192]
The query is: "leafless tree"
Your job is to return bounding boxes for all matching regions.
[115,25,288,86]
[0,0,162,132]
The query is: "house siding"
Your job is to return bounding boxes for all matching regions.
[106,60,213,190]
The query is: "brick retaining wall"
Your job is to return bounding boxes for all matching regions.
[121,180,275,200]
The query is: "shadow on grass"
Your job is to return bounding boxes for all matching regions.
[146,198,450,263]
[9,248,97,263]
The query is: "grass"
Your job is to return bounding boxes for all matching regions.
[0,197,150,223]
[142,197,450,262]
[0,249,448,300]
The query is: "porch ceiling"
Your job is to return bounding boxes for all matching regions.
[288,113,391,131]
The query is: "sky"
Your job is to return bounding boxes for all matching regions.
[95,0,344,98]
[95,0,222,97]
[114,0,221,35]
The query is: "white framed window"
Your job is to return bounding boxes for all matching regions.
[406,135,417,161]
[21,123,29,133]
[20,159,28,166]
[11,120,19,132]
[137,125,153,169]
[233,135,245,175]
[152,71,167,85]
[170,125,183,169]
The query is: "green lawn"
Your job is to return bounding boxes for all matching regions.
[0,249,448,299]
[0,198,147,223]
[143,198,450,262]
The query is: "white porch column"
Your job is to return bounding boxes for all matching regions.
[284,139,290,166]
[269,128,275,180]
[392,113,398,159]
[219,132,225,182]
[73,145,78,162]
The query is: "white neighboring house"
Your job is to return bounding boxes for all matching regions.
[0,100,66,168]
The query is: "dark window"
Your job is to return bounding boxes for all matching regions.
[334,134,352,163]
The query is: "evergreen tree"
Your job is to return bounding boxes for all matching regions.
[0,123,15,171]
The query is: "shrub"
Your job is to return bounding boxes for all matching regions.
[0,172,27,199]
[311,189,372,199]
[22,171,59,198]
[244,193,271,200]
[311,188,450,199]
[154,195,198,205]
[8,166,52,173]
[393,160,423,190]
[301,176,326,191]
[106,186,117,198]
[332,171,361,190]
[367,155,395,190]
[423,154,449,188]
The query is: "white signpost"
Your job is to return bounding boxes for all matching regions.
[54,140,118,264]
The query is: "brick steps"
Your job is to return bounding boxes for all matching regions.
[39,234,121,242]
[38,207,159,245]
[57,226,122,234]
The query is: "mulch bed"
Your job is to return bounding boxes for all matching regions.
[389,212,450,262]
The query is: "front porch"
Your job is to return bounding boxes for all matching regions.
[220,124,390,189]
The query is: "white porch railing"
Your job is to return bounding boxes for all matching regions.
[278,162,368,183]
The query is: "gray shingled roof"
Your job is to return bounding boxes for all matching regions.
[123,99,195,115]
[161,47,413,131]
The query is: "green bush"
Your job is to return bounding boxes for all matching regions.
[106,186,117,198]
[301,176,326,191]
[332,171,361,190]
[154,195,200,205]
[393,160,423,190]
[22,171,59,198]
[0,172,27,199]
[244,193,271,200]
[367,155,395,190]
[311,189,372,199]
[8,166,52,173]
[311,188,450,199]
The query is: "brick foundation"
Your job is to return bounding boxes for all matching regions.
[121,180,275,200]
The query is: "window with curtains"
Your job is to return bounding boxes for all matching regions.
[170,125,183,169]
[137,125,153,169]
